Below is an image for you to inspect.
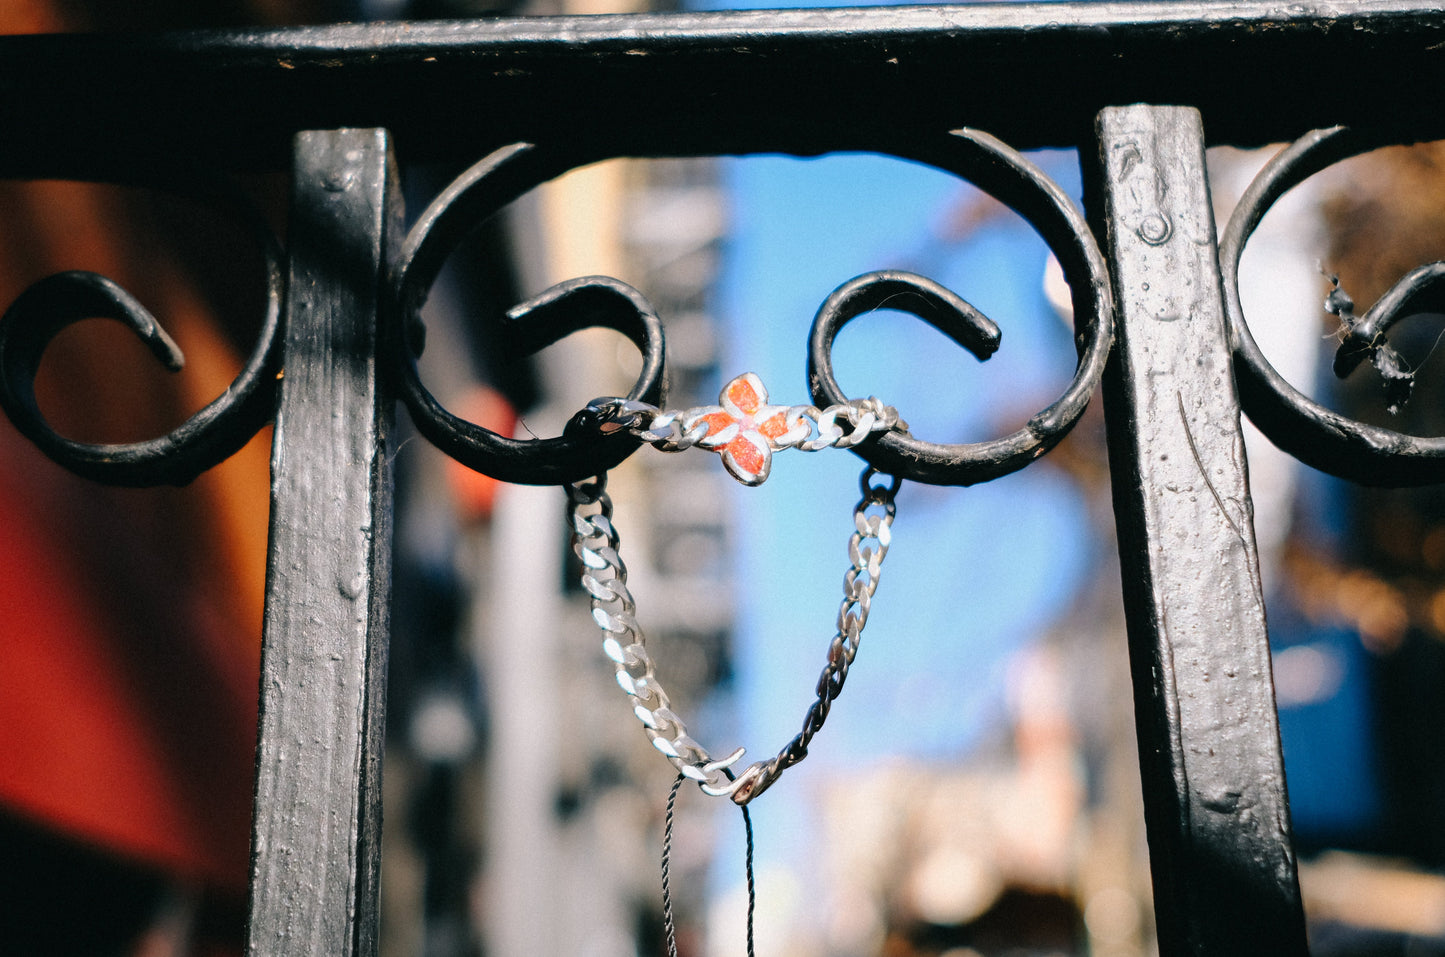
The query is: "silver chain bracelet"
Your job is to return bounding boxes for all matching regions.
[568,372,902,805]
[579,371,905,486]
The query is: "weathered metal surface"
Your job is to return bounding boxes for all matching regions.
[1093,105,1308,954]
[0,2,1442,177]
[247,129,397,957]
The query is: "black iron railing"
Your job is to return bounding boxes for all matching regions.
[3,2,1444,954]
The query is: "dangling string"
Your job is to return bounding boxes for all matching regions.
[742,803,756,957]
[661,773,758,957]
[662,774,683,957]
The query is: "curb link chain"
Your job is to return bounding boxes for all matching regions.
[583,395,903,453]
[568,466,899,805]
[573,371,906,486]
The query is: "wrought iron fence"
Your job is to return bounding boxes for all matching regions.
[2,1,1444,954]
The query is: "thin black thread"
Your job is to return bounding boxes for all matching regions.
[743,804,756,957]
[662,773,683,957]
[1400,322,1445,375]
[661,777,758,957]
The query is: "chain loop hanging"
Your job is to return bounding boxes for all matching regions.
[568,449,899,805]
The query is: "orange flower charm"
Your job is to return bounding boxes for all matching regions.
[695,373,805,485]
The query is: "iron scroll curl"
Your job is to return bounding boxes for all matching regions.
[393,129,1112,487]
[810,129,1113,486]
[0,183,285,487]
[1221,125,1445,487]
[388,142,666,487]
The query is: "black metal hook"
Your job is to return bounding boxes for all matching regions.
[808,270,1000,482]
[389,141,666,485]
[395,275,665,486]
[507,276,664,381]
[1328,262,1445,414]
[0,184,285,487]
[806,128,1113,486]
[1221,125,1445,486]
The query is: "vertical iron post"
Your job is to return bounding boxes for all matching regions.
[1092,105,1309,955]
[247,129,398,957]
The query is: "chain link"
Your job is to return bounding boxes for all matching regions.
[587,395,902,454]
[568,466,898,805]
[573,372,906,486]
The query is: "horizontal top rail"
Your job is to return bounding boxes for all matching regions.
[1,0,1443,177]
